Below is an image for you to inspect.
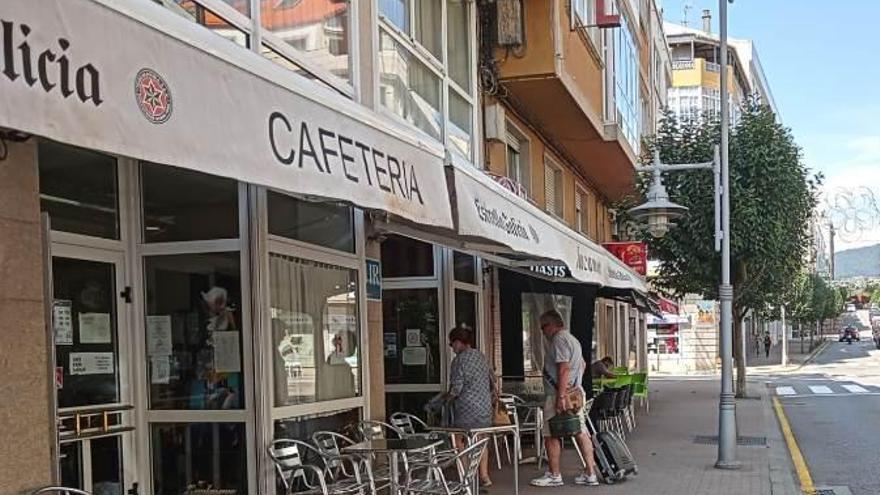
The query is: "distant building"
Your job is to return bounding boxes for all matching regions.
[664,10,777,122]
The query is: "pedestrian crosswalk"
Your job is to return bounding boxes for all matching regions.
[775,383,880,397]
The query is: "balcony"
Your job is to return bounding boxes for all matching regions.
[492,0,638,201]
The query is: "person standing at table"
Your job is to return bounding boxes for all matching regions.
[531,310,600,487]
[446,326,494,487]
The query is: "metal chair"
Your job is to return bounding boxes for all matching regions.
[357,420,403,441]
[389,412,429,436]
[631,372,649,412]
[403,438,490,495]
[313,430,390,491]
[501,393,543,466]
[31,488,92,495]
[268,439,372,495]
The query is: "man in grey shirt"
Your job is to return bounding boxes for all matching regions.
[530,310,599,487]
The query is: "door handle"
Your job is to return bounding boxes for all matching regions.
[120,286,132,304]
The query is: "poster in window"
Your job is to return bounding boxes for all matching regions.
[213,331,241,373]
[70,352,115,375]
[384,332,398,358]
[78,313,112,344]
[402,346,427,366]
[53,300,73,346]
[146,315,173,356]
[151,355,171,384]
[405,328,422,347]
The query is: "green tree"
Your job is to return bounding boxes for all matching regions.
[631,100,818,397]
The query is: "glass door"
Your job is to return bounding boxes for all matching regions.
[52,248,137,495]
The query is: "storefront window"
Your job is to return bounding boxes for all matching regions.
[381,235,434,278]
[144,252,244,410]
[454,289,477,332]
[521,293,572,375]
[141,163,239,243]
[274,408,360,444]
[383,288,440,384]
[270,255,360,406]
[39,141,119,240]
[151,422,247,495]
[267,191,355,253]
[260,0,352,83]
[453,251,476,284]
[53,257,119,408]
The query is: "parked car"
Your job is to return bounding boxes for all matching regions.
[839,326,860,342]
[846,303,857,312]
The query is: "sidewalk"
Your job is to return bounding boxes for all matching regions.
[489,377,799,495]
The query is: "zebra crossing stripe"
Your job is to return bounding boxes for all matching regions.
[843,384,869,393]
[776,386,796,396]
[809,386,833,394]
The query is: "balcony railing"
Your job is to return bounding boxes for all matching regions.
[672,59,694,70]
[705,61,721,73]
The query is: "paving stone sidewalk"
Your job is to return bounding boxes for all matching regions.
[488,377,799,495]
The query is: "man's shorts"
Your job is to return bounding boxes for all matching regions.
[542,388,588,437]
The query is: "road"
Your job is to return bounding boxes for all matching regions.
[769,310,880,495]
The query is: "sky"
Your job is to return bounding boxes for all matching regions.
[659,0,880,251]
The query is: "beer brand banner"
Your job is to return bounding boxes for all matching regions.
[602,242,648,276]
[0,0,453,228]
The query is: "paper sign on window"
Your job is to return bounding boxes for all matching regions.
[70,352,115,375]
[79,313,112,344]
[402,347,427,366]
[53,300,73,346]
[147,315,173,356]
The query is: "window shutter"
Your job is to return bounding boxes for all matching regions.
[544,165,557,215]
[575,190,584,232]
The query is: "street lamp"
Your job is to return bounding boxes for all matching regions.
[630,0,739,470]
[627,167,689,238]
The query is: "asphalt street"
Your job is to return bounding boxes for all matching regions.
[768,310,880,495]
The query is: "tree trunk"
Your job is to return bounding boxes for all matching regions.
[734,312,747,398]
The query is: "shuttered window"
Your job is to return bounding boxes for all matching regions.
[575,187,588,233]
[544,158,564,218]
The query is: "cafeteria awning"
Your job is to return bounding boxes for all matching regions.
[0,0,453,230]
[447,161,648,292]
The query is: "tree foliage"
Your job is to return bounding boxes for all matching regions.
[624,99,819,396]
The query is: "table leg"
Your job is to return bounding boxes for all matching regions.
[513,432,520,495]
[390,452,399,495]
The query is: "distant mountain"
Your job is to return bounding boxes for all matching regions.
[835,244,880,279]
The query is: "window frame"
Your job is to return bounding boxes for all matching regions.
[376,0,478,162]
[571,0,601,52]
[575,185,589,234]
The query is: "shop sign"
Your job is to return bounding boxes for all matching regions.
[0,0,453,229]
[451,165,647,292]
[602,242,648,276]
[529,264,571,279]
[365,259,382,301]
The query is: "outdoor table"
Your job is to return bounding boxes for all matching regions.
[514,402,545,467]
[343,437,442,495]
[426,424,520,495]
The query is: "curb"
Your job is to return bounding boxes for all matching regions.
[761,385,802,494]
[793,340,830,371]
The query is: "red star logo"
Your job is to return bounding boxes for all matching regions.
[135,69,173,124]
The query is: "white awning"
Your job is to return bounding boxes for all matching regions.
[0,0,453,229]
[448,162,647,292]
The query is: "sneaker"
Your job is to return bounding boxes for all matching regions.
[530,472,564,487]
[574,474,600,486]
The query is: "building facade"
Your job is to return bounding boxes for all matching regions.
[0,1,661,494]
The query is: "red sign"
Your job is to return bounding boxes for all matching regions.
[658,297,679,314]
[602,242,648,276]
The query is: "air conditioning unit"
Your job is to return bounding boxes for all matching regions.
[484,103,507,142]
[496,0,524,46]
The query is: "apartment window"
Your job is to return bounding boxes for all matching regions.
[613,13,641,150]
[505,123,530,194]
[596,202,606,241]
[544,158,564,218]
[572,0,600,47]
[378,1,476,159]
[702,87,721,120]
[669,86,701,121]
[575,187,589,234]
[260,0,353,83]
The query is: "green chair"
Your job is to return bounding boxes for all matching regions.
[631,372,649,413]
[612,366,630,375]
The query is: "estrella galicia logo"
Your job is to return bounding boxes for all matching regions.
[529,225,540,244]
[134,68,172,124]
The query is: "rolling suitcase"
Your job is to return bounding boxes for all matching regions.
[585,415,638,484]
